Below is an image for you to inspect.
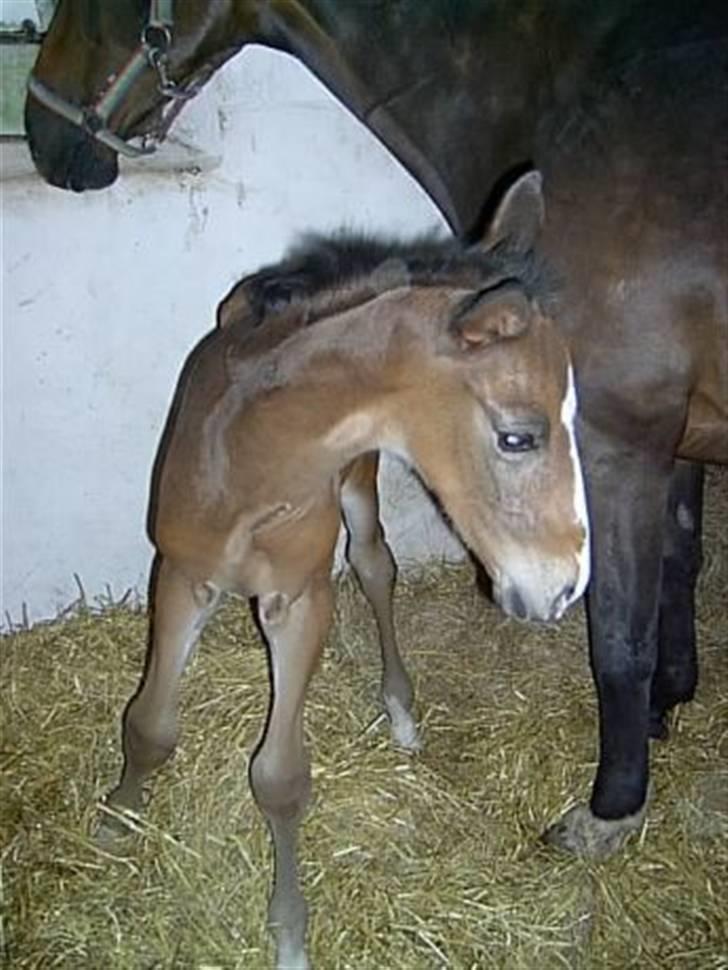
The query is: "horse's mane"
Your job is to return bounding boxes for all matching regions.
[222,230,557,332]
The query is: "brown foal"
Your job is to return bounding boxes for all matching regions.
[101,173,589,968]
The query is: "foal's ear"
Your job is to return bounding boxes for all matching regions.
[217,271,303,329]
[448,283,532,353]
[481,170,544,253]
[217,276,256,329]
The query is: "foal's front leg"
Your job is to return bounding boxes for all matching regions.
[250,576,334,970]
[341,455,420,751]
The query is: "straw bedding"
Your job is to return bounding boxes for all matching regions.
[2,467,726,969]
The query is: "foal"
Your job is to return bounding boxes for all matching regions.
[103,173,589,968]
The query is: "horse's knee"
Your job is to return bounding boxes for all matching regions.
[250,748,312,823]
[595,644,656,692]
[655,659,697,704]
[349,534,395,588]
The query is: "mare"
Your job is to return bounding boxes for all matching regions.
[100,174,589,968]
[25,1,728,857]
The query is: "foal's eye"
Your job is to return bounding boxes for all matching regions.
[497,431,537,453]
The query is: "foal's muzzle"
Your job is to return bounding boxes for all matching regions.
[497,578,578,624]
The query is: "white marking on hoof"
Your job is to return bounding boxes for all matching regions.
[276,946,309,970]
[383,694,422,752]
[543,802,647,858]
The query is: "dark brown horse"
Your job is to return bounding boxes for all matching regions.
[25,1,727,862]
[100,175,588,968]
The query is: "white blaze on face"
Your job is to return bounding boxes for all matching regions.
[561,365,591,603]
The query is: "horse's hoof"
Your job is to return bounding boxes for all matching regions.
[276,950,310,970]
[93,803,140,850]
[384,695,422,753]
[542,803,646,858]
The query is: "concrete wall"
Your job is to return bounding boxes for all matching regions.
[2,48,464,628]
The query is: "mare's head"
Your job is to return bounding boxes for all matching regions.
[25,0,250,190]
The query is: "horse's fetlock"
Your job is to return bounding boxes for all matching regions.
[125,715,177,770]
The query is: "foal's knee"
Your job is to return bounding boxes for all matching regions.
[250,750,312,823]
[349,533,395,588]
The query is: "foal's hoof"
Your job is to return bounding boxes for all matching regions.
[542,803,646,859]
[93,803,140,849]
[384,695,422,753]
[275,948,310,970]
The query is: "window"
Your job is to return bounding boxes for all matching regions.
[1,1,54,135]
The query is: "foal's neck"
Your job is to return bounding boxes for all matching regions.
[276,291,417,465]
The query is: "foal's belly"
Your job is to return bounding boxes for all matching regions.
[677,303,728,464]
[679,385,728,464]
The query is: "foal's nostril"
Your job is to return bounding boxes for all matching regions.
[506,588,529,621]
[550,583,577,622]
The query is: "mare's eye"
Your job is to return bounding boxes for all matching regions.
[497,431,537,453]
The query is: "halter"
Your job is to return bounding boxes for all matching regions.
[26,0,203,158]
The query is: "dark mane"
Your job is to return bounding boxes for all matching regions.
[223,230,557,331]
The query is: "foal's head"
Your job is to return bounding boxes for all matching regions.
[393,175,590,622]
[219,172,589,622]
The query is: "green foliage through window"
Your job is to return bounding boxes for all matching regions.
[1,1,56,137]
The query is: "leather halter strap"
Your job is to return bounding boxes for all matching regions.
[27,0,201,158]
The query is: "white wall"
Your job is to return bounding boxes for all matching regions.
[1,48,465,628]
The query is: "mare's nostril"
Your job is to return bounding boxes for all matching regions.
[562,584,575,603]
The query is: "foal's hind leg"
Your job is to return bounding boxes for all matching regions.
[341,455,420,751]
[250,576,334,970]
[650,460,704,739]
[99,556,219,838]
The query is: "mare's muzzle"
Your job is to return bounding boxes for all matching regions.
[24,95,119,191]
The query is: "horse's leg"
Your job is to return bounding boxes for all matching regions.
[340,455,420,751]
[544,438,673,857]
[650,460,704,739]
[100,556,219,837]
[250,576,333,970]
